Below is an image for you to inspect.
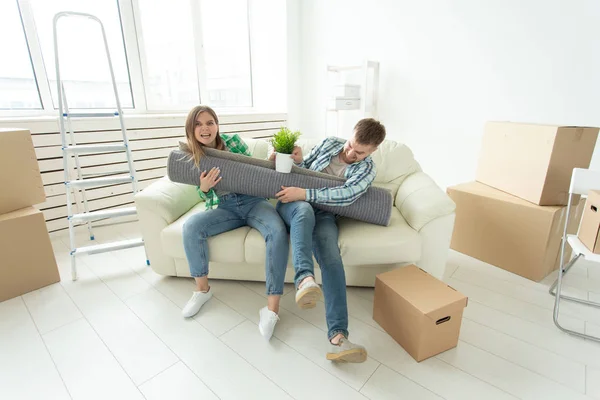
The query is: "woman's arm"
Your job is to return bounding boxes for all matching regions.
[197,187,218,209]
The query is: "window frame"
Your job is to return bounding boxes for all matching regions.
[1,0,254,117]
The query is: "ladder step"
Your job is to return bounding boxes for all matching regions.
[82,169,130,178]
[63,112,119,118]
[67,176,132,188]
[72,238,144,256]
[64,143,126,154]
[70,206,137,223]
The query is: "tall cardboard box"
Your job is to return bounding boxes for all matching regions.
[448,182,583,282]
[476,122,598,206]
[578,190,600,254]
[0,128,46,215]
[0,207,59,303]
[373,265,468,362]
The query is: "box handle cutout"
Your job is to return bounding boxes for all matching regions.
[436,316,451,325]
[592,205,598,213]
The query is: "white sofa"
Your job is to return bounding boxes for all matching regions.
[134,138,456,286]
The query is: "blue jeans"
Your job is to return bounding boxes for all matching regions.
[183,193,289,296]
[276,201,349,341]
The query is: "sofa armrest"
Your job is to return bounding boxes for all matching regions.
[395,171,456,232]
[135,176,201,224]
[134,176,201,274]
[418,213,455,280]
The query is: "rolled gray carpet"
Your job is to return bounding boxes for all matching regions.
[167,147,393,226]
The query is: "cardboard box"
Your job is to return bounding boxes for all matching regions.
[0,128,46,215]
[0,207,59,303]
[373,265,468,362]
[327,98,361,110]
[448,182,584,282]
[332,84,361,98]
[476,122,598,206]
[578,190,600,254]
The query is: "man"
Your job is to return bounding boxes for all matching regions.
[273,118,386,363]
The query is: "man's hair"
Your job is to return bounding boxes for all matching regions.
[353,118,386,146]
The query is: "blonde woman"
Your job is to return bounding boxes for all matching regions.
[180,105,288,341]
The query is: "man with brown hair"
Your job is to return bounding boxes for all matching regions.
[273,118,386,362]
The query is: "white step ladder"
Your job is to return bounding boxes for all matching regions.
[53,11,145,281]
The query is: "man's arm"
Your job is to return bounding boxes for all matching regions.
[305,162,376,206]
[297,138,328,168]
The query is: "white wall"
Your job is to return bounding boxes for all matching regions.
[288,0,600,189]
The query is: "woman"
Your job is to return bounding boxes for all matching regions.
[181,105,288,341]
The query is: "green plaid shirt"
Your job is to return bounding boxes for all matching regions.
[197,133,252,209]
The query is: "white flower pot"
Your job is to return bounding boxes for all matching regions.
[275,152,294,173]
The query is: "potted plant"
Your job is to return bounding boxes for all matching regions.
[271,127,301,173]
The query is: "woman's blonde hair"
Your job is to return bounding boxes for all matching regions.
[184,105,224,166]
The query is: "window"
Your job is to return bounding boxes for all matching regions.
[135,0,253,109]
[135,0,199,110]
[200,0,253,107]
[29,0,133,109]
[1,0,264,115]
[0,1,42,109]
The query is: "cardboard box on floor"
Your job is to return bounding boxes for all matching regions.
[373,265,468,362]
[0,207,59,303]
[447,182,584,282]
[578,190,600,254]
[0,128,46,215]
[476,122,598,206]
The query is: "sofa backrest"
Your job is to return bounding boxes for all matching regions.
[244,137,421,199]
[245,138,269,160]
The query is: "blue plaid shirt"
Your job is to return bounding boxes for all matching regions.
[299,137,376,206]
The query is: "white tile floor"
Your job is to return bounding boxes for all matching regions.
[3,221,600,399]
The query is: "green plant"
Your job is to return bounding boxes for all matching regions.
[271,127,301,154]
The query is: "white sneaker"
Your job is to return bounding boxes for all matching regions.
[295,280,322,309]
[182,289,213,318]
[258,306,279,341]
[326,337,368,363]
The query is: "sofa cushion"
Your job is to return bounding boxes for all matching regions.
[161,203,249,263]
[370,140,421,185]
[244,207,421,267]
[337,207,421,266]
[244,138,269,159]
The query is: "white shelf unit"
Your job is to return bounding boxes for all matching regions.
[325,60,380,138]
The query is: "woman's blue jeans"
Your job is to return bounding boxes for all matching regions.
[183,194,289,296]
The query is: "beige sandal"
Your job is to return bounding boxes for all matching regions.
[295,280,322,309]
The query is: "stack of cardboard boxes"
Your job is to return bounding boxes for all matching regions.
[0,128,60,303]
[371,122,599,362]
[448,122,599,281]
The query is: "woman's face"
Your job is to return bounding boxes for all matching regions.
[193,111,219,147]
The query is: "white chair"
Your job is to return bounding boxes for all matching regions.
[550,168,600,341]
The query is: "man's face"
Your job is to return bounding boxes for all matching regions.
[340,135,377,164]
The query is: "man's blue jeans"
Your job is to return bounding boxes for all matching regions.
[183,193,289,296]
[276,201,349,341]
